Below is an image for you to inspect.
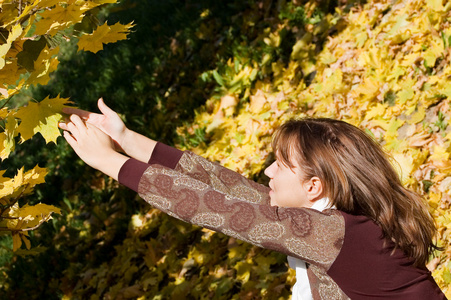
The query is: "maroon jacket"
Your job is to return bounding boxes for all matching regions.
[118,143,447,300]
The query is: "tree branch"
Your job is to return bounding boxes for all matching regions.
[0,216,19,220]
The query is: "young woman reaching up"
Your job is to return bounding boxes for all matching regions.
[59,99,446,299]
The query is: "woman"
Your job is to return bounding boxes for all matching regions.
[59,99,446,299]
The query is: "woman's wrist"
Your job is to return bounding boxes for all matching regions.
[117,128,157,163]
[117,127,133,153]
[95,150,129,181]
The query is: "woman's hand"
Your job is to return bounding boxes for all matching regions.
[61,114,128,180]
[61,98,158,164]
[60,98,128,151]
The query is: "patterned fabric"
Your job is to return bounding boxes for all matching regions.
[137,151,349,299]
[289,197,334,300]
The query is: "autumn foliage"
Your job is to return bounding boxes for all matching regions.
[0,0,131,252]
[177,0,451,296]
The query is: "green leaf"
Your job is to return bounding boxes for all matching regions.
[212,70,225,87]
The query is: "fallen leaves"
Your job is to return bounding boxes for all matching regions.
[176,0,451,295]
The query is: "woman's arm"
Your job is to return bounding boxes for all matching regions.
[62,100,271,204]
[143,143,271,205]
[60,114,345,267]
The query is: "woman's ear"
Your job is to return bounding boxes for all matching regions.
[303,177,323,201]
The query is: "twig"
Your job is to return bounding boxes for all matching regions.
[0,245,12,252]
[0,216,19,220]
[18,0,22,17]
[0,97,13,110]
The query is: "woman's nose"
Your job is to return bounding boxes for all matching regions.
[264,161,276,178]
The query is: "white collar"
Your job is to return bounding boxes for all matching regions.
[310,197,331,211]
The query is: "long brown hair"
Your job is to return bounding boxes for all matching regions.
[272,118,438,267]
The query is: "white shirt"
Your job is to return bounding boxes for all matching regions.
[287,198,332,300]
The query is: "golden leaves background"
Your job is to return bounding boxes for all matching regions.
[177,0,451,295]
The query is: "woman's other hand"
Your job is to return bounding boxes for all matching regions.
[61,98,128,151]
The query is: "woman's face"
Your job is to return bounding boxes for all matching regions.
[264,155,313,208]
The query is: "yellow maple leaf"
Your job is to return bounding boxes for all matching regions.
[0,24,23,69]
[430,145,450,162]
[351,77,380,102]
[12,167,24,190]
[0,116,17,159]
[427,0,445,11]
[385,118,405,147]
[397,88,414,104]
[392,150,423,184]
[82,0,117,10]
[365,103,388,120]
[0,166,48,204]
[15,95,71,143]
[12,233,22,251]
[0,61,21,90]
[0,108,8,119]
[77,22,134,53]
[34,2,89,36]
[23,165,48,194]
[407,106,425,124]
[423,49,437,68]
[35,0,61,8]
[3,0,39,27]
[26,46,60,87]
[428,192,441,210]
[0,168,24,201]
[17,203,61,221]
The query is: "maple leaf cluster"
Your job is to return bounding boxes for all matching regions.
[0,0,132,252]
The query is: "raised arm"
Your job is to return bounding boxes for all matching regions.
[59,110,345,271]
[61,98,157,163]
[148,143,271,204]
[61,100,271,204]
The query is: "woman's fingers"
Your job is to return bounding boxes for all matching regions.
[69,114,87,132]
[86,122,103,134]
[63,130,78,150]
[58,121,68,130]
[62,106,92,119]
[63,105,104,127]
[97,98,116,117]
[65,120,79,139]
[59,114,88,141]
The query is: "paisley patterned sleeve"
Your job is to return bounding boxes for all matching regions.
[137,163,345,271]
[145,143,270,204]
[175,151,271,205]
